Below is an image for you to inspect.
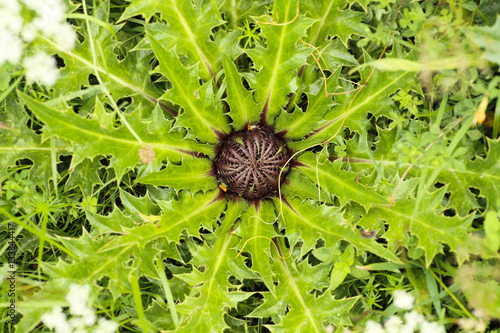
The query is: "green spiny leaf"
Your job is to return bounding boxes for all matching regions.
[274,74,337,139]
[147,29,231,142]
[250,244,359,332]
[175,232,254,332]
[302,0,371,47]
[19,92,212,181]
[275,197,400,262]
[360,187,474,266]
[235,200,278,293]
[97,190,226,252]
[246,0,316,123]
[290,66,414,150]
[32,4,162,112]
[297,151,388,208]
[86,207,136,235]
[136,158,217,193]
[281,170,331,202]
[223,54,260,130]
[65,157,102,196]
[220,0,272,29]
[0,97,68,184]
[122,0,224,78]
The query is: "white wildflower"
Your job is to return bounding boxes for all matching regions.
[82,307,97,326]
[0,1,22,34]
[22,0,66,22]
[403,310,425,332]
[53,23,76,50]
[66,284,96,326]
[0,32,23,66]
[67,283,90,313]
[366,320,385,333]
[0,0,21,12]
[384,315,403,333]
[0,0,23,66]
[42,306,71,333]
[0,0,75,86]
[68,316,86,330]
[458,318,476,331]
[73,328,87,333]
[23,52,60,87]
[22,23,38,43]
[94,317,120,333]
[420,320,445,333]
[393,290,415,310]
[22,0,76,50]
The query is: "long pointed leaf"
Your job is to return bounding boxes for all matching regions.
[136,158,217,192]
[223,54,260,130]
[20,92,212,180]
[247,0,316,123]
[147,29,231,143]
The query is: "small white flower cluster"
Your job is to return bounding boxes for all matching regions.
[22,0,76,50]
[363,291,446,333]
[0,0,76,86]
[42,284,119,333]
[365,310,444,333]
[457,310,487,333]
[0,0,24,66]
[392,290,414,310]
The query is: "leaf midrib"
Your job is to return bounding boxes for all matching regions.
[39,35,159,105]
[37,106,198,155]
[266,2,292,119]
[346,157,500,181]
[279,257,320,332]
[377,205,467,239]
[84,244,133,283]
[170,0,213,76]
[300,158,387,205]
[148,32,219,141]
[285,204,389,257]
[310,0,336,46]
[309,72,409,140]
[152,194,221,241]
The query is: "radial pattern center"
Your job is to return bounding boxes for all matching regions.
[213,128,290,199]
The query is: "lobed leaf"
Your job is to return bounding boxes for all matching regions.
[275,197,401,262]
[0,97,68,184]
[290,65,414,150]
[302,0,371,47]
[235,200,278,293]
[281,170,332,202]
[175,232,254,332]
[97,190,226,252]
[136,158,217,193]
[274,73,337,139]
[359,187,474,266]
[222,54,260,130]
[32,4,163,112]
[122,0,224,78]
[19,93,213,181]
[297,151,389,208]
[147,29,231,143]
[250,245,359,332]
[219,0,272,29]
[246,0,316,123]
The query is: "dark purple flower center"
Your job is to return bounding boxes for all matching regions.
[213,128,290,199]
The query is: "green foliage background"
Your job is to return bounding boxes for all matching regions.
[1,0,500,332]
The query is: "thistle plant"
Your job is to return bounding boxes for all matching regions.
[1,0,500,332]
